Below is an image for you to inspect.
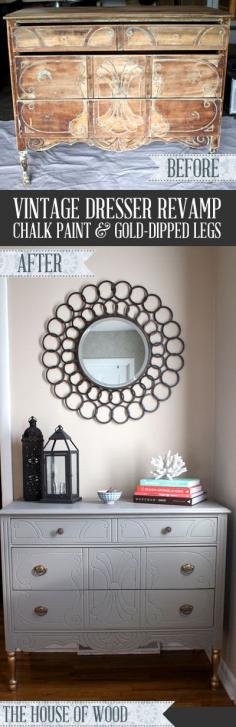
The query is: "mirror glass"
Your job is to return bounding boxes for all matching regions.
[78,317,149,388]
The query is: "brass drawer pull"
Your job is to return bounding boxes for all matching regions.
[161,526,172,534]
[56,528,64,535]
[179,604,193,616]
[34,606,48,616]
[181,563,195,575]
[32,565,47,577]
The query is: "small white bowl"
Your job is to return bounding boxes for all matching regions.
[97,490,122,505]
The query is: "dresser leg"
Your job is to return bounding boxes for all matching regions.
[19,150,30,185]
[7,651,17,691]
[211,648,221,688]
[209,135,220,153]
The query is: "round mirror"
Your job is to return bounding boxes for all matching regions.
[78,317,149,388]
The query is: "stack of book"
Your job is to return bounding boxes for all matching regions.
[133,478,207,506]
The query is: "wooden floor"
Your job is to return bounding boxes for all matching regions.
[0,610,233,705]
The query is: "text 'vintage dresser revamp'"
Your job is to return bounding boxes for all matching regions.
[0,499,230,689]
[5,6,231,183]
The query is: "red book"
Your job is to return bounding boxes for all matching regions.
[135,485,204,497]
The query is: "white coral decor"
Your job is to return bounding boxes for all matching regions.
[151,450,187,480]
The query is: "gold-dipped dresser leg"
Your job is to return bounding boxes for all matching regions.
[7,651,17,691]
[211,648,221,688]
[19,150,30,185]
[209,135,220,153]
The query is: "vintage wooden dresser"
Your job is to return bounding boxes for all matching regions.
[5,6,231,183]
[0,499,230,689]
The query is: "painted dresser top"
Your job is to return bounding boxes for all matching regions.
[5,7,232,22]
[0,500,231,517]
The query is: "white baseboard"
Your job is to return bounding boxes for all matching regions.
[219,658,236,704]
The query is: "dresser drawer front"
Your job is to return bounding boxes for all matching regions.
[12,25,117,52]
[118,517,217,544]
[18,100,88,137]
[146,547,216,589]
[13,590,84,631]
[11,518,112,544]
[16,56,87,99]
[12,548,84,590]
[150,99,220,135]
[144,589,214,628]
[10,545,217,591]
[16,54,224,103]
[123,23,228,51]
[152,56,223,99]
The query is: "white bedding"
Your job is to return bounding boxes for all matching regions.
[1,117,236,190]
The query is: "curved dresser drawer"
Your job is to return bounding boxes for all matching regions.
[16,56,88,99]
[150,98,221,136]
[17,99,88,137]
[123,23,228,51]
[118,517,217,544]
[13,590,84,631]
[146,547,216,589]
[12,24,117,52]
[10,518,112,544]
[151,55,223,99]
[12,548,84,590]
[143,589,214,629]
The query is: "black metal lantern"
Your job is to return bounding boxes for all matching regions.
[22,417,44,501]
[42,426,81,503]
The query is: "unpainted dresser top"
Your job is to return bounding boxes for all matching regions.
[0,500,231,517]
[5,6,232,23]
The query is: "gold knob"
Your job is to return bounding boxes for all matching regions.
[57,528,64,535]
[179,604,193,615]
[161,526,172,534]
[181,563,195,575]
[32,565,47,577]
[34,606,48,616]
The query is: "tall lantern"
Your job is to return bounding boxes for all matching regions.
[42,426,81,503]
[22,417,44,501]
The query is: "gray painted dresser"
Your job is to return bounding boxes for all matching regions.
[0,499,230,689]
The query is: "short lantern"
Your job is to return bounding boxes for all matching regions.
[42,426,81,503]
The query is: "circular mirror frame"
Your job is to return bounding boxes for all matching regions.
[42,280,185,424]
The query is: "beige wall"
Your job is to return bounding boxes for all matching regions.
[214,247,236,677]
[8,246,216,501]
